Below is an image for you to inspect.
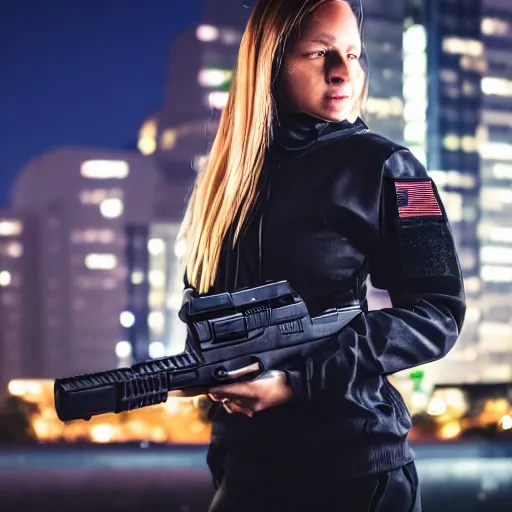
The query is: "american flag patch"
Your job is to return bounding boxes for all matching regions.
[394,180,442,219]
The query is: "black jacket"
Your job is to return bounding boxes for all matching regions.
[196,113,466,483]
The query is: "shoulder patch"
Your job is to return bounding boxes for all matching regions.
[394,179,442,219]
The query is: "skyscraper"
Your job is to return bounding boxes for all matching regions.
[4,148,159,381]
[416,0,484,382]
[409,0,512,383]
[478,0,512,380]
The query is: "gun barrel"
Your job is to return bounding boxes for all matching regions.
[54,368,170,422]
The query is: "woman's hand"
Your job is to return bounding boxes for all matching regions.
[208,370,294,417]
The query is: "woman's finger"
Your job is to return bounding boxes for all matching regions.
[222,399,255,417]
[209,381,258,399]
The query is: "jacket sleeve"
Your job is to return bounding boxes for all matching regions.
[283,149,466,400]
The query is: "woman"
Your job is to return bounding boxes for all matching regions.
[178,0,466,510]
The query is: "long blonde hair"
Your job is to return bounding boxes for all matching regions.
[179,0,368,294]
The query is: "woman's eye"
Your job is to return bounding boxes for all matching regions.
[309,50,326,58]
[348,53,359,60]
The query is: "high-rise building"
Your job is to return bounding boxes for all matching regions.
[404,0,512,384]
[4,148,159,381]
[478,0,512,380]
[412,0,484,383]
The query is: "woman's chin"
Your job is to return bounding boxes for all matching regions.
[312,105,353,123]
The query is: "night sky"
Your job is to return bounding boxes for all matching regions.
[0,0,200,207]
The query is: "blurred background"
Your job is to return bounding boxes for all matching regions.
[1,0,512,510]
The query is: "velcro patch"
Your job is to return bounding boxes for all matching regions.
[394,180,442,219]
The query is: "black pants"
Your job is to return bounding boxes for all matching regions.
[208,461,422,512]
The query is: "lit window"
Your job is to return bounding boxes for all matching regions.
[2,242,23,258]
[481,187,512,211]
[149,290,166,309]
[403,76,427,100]
[115,341,132,359]
[482,77,512,97]
[493,163,512,180]
[138,137,157,156]
[459,56,487,73]
[479,223,512,243]
[440,69,458,83]
[481,265,512,282]
[464,277,481,294]
[196,24,219,42]
[480,246,512,265]
[462,81,477,96]
[461,136,478,153]
[160,129,177,150]
[71,229,116,244]
[403,54,427,76]
[148,311,165,334]
[198,68,232,88]
[149,270,165,287]
[208,91,229,110]
[479,322,512,338]
[148,238,165,256]
[481,18,509,36]
[79,188,123,205]
[80,160,129,179]
[149,341,166,359]
[99,198,124,218]
[442,37,483,57]
[447,171,476,189]
[404,121,426,143]
[432,169,476,190]
[0,220,23,237]
[479,142,512,161]
[482,109,512,126]
[366,97,404,119]
[138,119,158,156]
[403,25,426,54]
[131,271,144,285]
[0,270,12,287]
[120,311,135,328]
[84,253,118,270]
[443,134,460,151]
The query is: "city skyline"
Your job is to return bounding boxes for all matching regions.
[1,1,512,396]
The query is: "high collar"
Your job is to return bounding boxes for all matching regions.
[270,112,368,154]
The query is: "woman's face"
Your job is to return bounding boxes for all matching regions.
[279,0,365,122]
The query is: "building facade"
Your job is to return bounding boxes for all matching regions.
[4,148,159,381]
[478,0,512,380]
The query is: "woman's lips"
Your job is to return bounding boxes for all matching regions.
[325,95,350,101]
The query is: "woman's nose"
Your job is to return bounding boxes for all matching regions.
[325,54,351,84]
